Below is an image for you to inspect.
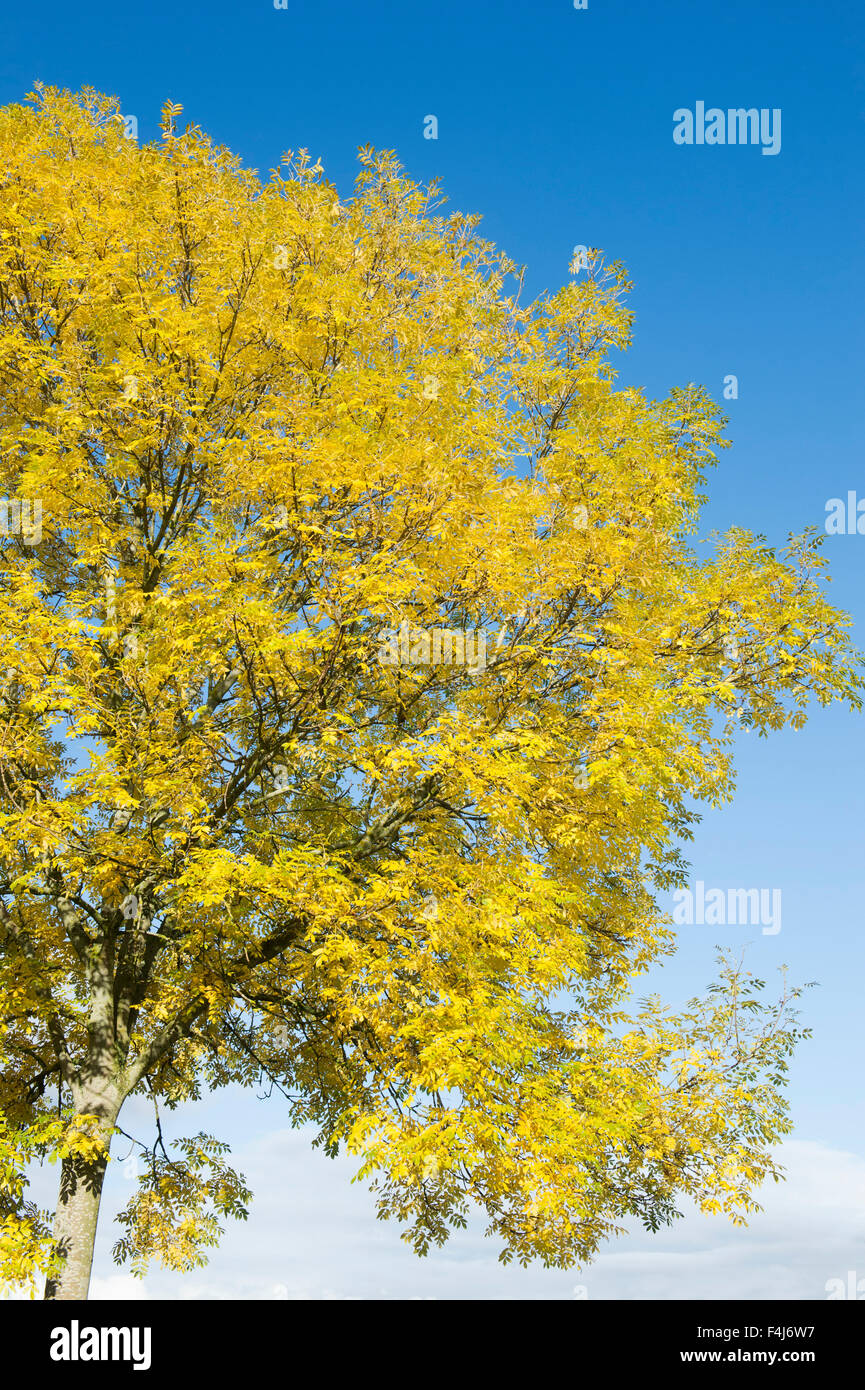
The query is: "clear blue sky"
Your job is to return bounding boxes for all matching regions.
[2,0,863,1297]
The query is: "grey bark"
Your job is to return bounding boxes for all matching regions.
[43,1079,122,1300]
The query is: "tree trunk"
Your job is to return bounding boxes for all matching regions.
[44,1093,120,1301]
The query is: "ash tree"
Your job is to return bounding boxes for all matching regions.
[0,86,859,1299]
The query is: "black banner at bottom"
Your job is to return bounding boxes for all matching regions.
[3,1297,862,1378]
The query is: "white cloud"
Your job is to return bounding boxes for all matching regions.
[89,1274,151,1301]
[86,1132,865,1300]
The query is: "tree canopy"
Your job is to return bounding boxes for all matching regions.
[0,85,859,1298]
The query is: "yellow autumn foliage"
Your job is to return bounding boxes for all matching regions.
[0,85,860,1294]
